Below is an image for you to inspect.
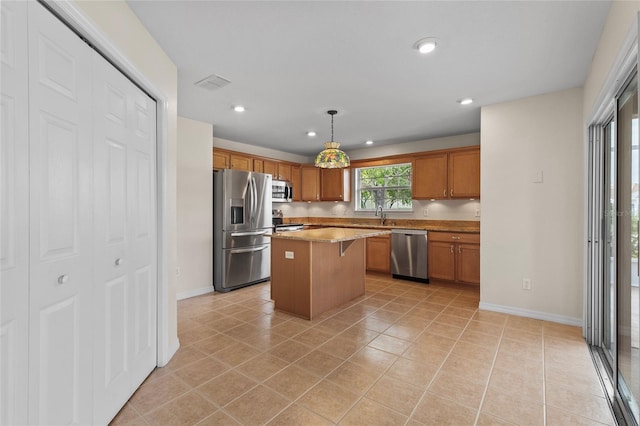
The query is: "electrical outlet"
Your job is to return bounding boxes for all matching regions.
[176,267,181,277]
[522,278,532,290]
[423,208,429,217]
[475,209,480,217]
[285,251,294,259]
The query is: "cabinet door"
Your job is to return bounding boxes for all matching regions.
[253,159,263,173]
[320,168,350,201]
[448,148,480,199]
[457,243,480,285]
[290,165,301,201]
[230,153,252,171]
[413,153,448,199]
[428,241,456,281]
[277,163,292,181]
[301,166,320,201]
[212,151,229,170]
[263,160,277,178]
[366,236,390,273]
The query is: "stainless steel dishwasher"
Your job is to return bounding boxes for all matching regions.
[391,229,429,283]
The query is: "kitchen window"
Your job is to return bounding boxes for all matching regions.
[355,163,412,211]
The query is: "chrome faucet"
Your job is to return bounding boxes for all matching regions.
[375,205,387,225]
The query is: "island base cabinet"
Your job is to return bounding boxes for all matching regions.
[271,238,365,319]
[428,232,480,285]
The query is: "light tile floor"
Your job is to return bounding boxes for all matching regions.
[111,273,615,426]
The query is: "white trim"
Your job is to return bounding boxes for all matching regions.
[479,301,582,327]
[177,286,215,301]
[587,16,638,124]
[46,1,176,366]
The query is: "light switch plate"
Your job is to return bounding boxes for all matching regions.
[285,251,294,259]
[532,171,543,183]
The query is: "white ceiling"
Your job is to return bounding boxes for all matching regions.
[127,1,610,156]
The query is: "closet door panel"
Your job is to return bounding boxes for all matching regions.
[93,51,157,424]
[92,54,132,424]
[27,2,93,424]
[127,85,157,388]
[0,2,29,424]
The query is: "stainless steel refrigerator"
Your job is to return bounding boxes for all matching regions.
[213,169,272,292]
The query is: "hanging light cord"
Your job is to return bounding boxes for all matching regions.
[330,114,334,142]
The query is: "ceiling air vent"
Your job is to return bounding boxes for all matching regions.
[194,74,231,91]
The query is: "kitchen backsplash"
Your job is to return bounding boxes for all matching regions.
[275,199,481,221]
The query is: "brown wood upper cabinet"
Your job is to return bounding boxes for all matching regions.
[413,147,480,199]
[229,153,252,171]
[320,168,350,201]
[212,151,229,170]
[290,165,302,202]
[301,166,320,201]
[428,231,479,285]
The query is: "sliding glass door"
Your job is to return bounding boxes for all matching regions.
[588,70,639,425]
[617,74,640,421]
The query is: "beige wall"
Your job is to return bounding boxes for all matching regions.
[72,0,179,358]
[480,88,584,324]
[177,117,214,299]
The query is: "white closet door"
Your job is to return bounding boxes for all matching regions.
[27,2,94,425]
[92,51,157,424]
[125,71,157,391]
[0,2,29,425]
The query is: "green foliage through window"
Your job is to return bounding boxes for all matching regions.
[356,163,412,211]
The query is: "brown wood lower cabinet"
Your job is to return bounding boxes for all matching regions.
[366,235,390,273]
[428,231,479,285]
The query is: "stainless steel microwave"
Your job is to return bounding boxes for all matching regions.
[272,180,292,203]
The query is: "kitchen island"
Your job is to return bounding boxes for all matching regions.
[270,227,391,319]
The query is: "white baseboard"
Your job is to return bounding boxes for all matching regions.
[158,337,180,367]
[478,301,582,327]
[177,285,215,301]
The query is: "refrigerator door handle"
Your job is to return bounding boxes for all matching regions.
[229,245,269,254]
[231,230,269,237]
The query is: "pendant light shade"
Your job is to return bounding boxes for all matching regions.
[314,110,350,169]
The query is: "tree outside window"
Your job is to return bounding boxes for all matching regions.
[356,163,412,211]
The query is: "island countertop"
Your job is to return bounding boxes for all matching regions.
[270,227,391,243]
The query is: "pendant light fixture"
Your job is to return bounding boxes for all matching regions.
[314,110,350,169]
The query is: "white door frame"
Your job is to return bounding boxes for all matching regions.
[44,1,175,366]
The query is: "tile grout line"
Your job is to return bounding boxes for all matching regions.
[471,318,506,425]
[402,294,478,426]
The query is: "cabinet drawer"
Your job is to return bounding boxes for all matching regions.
[429,231,479,244]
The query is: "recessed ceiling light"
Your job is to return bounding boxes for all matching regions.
[365,140,373,145]
[307,131,316,137]
[233,105,245,112]
[458,98,473,105]
[414,37,438,54]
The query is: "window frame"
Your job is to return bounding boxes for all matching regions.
[354,162,413,212]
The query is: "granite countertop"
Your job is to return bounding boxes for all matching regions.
[304,222,480,233]
[270,227,391,243]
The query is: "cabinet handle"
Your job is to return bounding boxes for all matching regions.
[115,258,124,266]
[57,274,69,285]
[458,246,462,254]
[451,236,460,240]
[450,189,453,197]
[443,189,446,197]
[450,245,454,253]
